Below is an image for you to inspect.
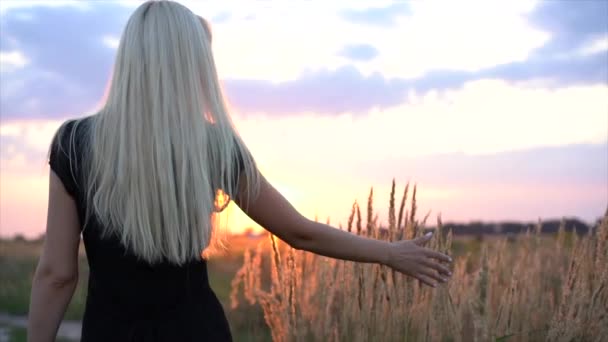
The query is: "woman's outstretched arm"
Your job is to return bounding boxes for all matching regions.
[235,175,452,287]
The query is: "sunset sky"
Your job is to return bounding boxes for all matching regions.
[1,0,607,238]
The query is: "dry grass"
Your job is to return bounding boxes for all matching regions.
[230,180,608,342]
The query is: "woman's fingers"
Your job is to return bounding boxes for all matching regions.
[422,248,452,263]
[415,273,437,288]
[417,266,448,283]
[419,258,452,276]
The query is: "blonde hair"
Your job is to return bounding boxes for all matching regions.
[58,0,260,265]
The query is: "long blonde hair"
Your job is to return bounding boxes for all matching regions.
[63,0,260,264]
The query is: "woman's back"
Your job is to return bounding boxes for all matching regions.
[50,117,232,341]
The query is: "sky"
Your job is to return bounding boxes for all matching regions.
[0,0,607,238]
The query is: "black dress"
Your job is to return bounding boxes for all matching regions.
[49,117,233,341]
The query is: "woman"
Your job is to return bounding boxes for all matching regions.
[27,1,452,341]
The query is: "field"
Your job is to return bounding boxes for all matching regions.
[0,235,270,341]
[229,183,608,342]
[1,182,606,341]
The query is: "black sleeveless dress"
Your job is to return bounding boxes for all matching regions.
[49,117,233,341]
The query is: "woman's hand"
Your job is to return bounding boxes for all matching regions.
[385,232,453,287]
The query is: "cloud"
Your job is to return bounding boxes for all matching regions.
[0,3,131,120]
[482,51,607,86]
[528,0,608,56]
[102,35,120,49]
[410,49,607,94]
[338,44,379,61]
[0,119,62,167]
[339,3,409,27]
[578,37,608,57]
[224,65,408,115]
[0,50,29,70]
[225,46,606,116]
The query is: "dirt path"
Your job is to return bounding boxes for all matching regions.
[0,313,81,341]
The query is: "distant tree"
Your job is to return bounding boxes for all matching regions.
[13,234,26,242]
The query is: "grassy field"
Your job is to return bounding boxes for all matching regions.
[1,181,606,341]
[230,182,608,342]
